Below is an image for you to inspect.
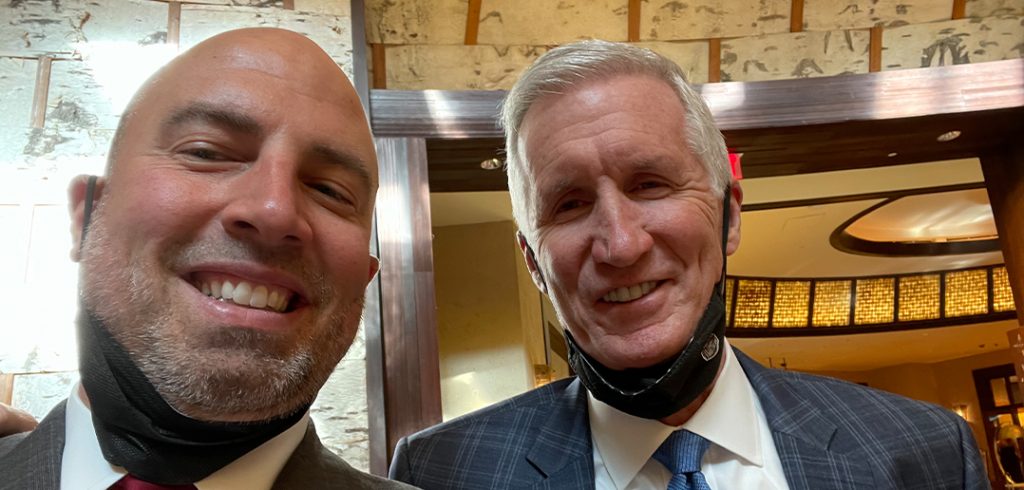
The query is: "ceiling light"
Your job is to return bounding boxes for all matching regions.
[936,130,961,142]
[887,152,898,157]
[480,158,502,170]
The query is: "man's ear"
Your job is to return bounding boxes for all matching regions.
[517,231,547,294]
[367,255,381,282]
[69,175,105,262]
[725,179,743,256]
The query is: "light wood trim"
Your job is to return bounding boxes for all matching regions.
[168,1,182,46]
[628,0,642,42]
[0,374,13,405]
[282,0,295,9]
[465,0,482,45]
[869,26,883,72]
[30,55,52,128]
[708,38,721,83]
[790,0,804,32]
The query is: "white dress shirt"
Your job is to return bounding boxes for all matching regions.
[60,384,309,490]
[589,342,790,489]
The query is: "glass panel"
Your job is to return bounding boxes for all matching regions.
[734,280,771,328]
[898,274,940,321]
[772,280,810,328]
[993,378,1012,407]
[812,280,851,327]
[994,267,1016,313]
[854,277,895,325]
[945,269,988,317]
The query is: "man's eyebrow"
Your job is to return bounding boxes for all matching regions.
[311,144,374,189]
[163,103,263,136]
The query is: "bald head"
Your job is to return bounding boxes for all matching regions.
[108,28,371,182]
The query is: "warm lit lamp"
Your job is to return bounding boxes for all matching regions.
[951,404,969,421]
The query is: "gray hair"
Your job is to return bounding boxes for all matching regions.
[499,39,730,237]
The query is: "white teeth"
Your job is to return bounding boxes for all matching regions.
[194,278,292,312]
[231,282,252,306]
[250,286,268,309]
[602,281,658,303]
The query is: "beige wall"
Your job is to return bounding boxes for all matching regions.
[366,0,1023,89]
[813,348,1014,461]
[0,0,372,470]
[433,220,536,420]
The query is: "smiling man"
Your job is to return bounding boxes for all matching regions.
[0,28,411,489]
[389,40,987,490]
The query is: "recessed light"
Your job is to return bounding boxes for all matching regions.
[479,158,502,170]
[936,130,961,142]
[887,152,898,157]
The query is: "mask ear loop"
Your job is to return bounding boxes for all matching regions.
[718,185,731,296]
[81,175,98,249]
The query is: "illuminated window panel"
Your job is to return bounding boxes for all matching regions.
[724,278,735,327]
[898,274,940,322]
[772,281,810,327]
[812,280,851,327]
[855,278,895,325]
[993,266,1016,313]
[734,280,771,328]
[945,269,988,317]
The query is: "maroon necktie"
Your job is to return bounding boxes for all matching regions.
[109,475,197,490]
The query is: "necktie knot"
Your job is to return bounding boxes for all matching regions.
[653,430,712,490]
[110,474,197,490]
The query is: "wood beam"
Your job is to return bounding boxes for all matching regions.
[981,142,1024,325]
[952,0,967,19]
[869,26,882,72]
[168,2,182,46]
[465,0,482,45]
[790,0,804,32]
[30,55,52,128]
[628,0,642,42]
[371,44,387,89]
[0,374,13,405]
[708,38,721,83]
[373,137,443,464]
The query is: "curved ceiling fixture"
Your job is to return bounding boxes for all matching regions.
[830,189,1001,257]
[725,264,1016,337]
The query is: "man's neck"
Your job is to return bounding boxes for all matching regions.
[657,349,727,427]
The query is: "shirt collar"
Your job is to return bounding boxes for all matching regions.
[587,341,763,488]
[62,383,310,490]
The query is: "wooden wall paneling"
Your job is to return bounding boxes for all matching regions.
[0,374,13,405]
[790,0,804,32]
[371,44,387,89]
[981,142,1024,324]
[168,2,182,46]
[628,0,641,42]
[30,55,52,128]
[708,38,721,83]
[374,137,443,464]
[465,0,482,45]
[869,25,882,72]
[283,0,295,9]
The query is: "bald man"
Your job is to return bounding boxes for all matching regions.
[0,29,411,489]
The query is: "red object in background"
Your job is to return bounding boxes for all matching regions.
[728,152,743,180]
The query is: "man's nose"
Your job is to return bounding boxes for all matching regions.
[220,163,313,247]
[591,194,653,267]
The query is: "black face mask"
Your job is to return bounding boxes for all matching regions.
[566,187,732,420]
[76,177,308,485]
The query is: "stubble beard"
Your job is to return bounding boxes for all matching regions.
[80,210,364,422]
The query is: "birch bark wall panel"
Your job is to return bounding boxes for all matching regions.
[965,0,1024,18]
[476,0,628,45]
[0,58,36,129]
[386,44,550,90]
[365,0,467,44]
[721,29,870,82]
[882,15,1024,70]
[634,41,711,83]
[180,5,355,76]
[803,0,953,30]
[640,0,791,41]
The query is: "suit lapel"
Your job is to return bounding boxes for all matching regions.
[0,400,67,490]
[735,350,875,490]
[525,379,594,489]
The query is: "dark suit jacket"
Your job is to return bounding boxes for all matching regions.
[390,348,987,489]
[0,400,411,490]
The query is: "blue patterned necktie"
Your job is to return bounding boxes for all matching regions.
[652,429,712,490]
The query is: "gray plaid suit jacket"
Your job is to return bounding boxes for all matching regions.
[0,400,412,490]
[390,348,988,489]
